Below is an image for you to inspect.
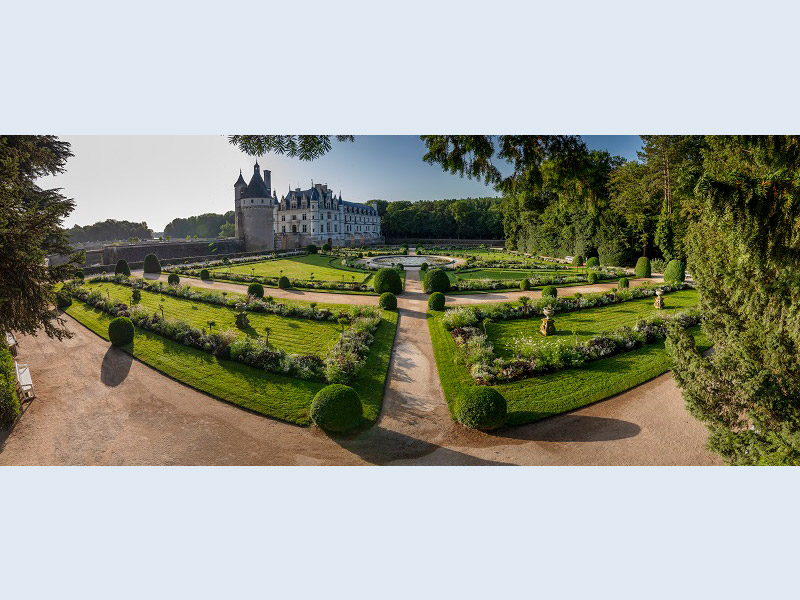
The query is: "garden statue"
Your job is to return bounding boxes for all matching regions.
[540,305,556,336]
[654,288,665,309]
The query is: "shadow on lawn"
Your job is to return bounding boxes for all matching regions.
[100,345,133,387]
[499,414,641,443]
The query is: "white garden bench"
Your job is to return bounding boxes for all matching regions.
[15,362,35,401]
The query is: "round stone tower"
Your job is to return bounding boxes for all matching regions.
[235,161,275,252]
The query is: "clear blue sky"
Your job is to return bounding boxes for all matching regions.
[43,135,643,231]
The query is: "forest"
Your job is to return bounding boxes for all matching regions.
[163,211,235,239]
[67,219,153,243]
[366,197,503,240]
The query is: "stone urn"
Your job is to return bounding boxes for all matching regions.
[654,288,665,309]
[540,305,556,336]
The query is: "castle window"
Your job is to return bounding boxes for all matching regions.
[302,213,306,220]
[282,225,286,232]
[302,224,307,233]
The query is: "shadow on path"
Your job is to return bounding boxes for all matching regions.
[498,414,641,443]
[101,346,133,387]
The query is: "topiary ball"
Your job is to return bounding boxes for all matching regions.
[373,268,402,294]
[278,275,290,289]
[108,316,134,347]
[618,277,629,289]
[200,268,211,280]
[379,292,397,310]
[663,259,686,283]
[587,271,600,284]
[322,242,332,252]
[423,268,450,293]
[115,259,131,276]
[428,292,446,311]
[56,290,72,310]
[247,282,265,298]
[310,384,363,432]
[572,254,585,267]
[542,285,558,298]
[74,270,84,280]
[306,244,318,254]
[168,273,180,285]
[143,253,161,274]
[520,278,531,291]
[454,386,507,430]
[586,257,600,269]
[635,256,651,278]
[420,262,429,272]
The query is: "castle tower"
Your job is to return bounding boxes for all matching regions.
[234,161,275,252]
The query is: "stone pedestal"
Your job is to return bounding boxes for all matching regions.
[540,317,556,336]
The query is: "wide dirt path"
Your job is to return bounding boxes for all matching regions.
[0,267,721,465]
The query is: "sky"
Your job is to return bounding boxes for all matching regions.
[40,135,643,232]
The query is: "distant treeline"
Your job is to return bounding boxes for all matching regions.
[163,211,235,238]
[366,197,503,240]
[67,219,153,243]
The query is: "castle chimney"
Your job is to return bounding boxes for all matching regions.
[263,169,271,195]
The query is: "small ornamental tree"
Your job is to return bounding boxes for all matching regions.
[541,285,557,298]
[572,254,585,267]
[663,259,686,283]
[373,268,402,294]
[454,387,508,430]
[379,292,397,310]
[200,268,210,280]
[306,244,318,254]
[420,262,429,272]
[247,282,265,298]
[108,316,134,346]
[310,384,363,432]
[423,268,450,293]
[167,273,180,285]
[143,253,161,274]
[586,256,600,269]
[55,290,72,309]
[278,275,290,289]
[428,292,445,311]
[115,259,131,276]
[635,256,651,278]
[322,242,332,252]
[587,271,600,284]
[520,278,531,291]
[618,277,629,289]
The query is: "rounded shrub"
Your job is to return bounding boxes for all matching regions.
[420,262,429,272]
[520,278,531,291]
[108,316,134,347]
[664,259,686,283]
[541,285,558,298]
[143,253,161,274]
[306,244,318,254]
[454,387,507,430]
[277,275,290,289]
[167,273,180,285]
[310,384,363,432]
[618,277,629,289]
[115,259,131,276]
[586,256,600,269]
[587,271,600,284]
[247,282,265,298]
[423,268,450,293]
[55,290,72,310]
[635,256,652,278]
[428,291,446,311]
[74,270,84,280]
[373,268,402,294]
[379,292,397,310]
[322,242,332,252]
[200,268,211,280]
[572,254,585,267]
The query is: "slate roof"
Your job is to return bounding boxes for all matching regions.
[241,163,271,199]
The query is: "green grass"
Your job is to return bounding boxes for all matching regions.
[212,254,370,283]
[86,281,341,356]
[447,268,563,282]
[428,307,710,427]
[488,289,699,357]
[65,300,398,426]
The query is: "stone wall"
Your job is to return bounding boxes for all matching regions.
[101,238,244,266]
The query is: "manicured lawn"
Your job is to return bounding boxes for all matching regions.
[212,254,370,283]
[65,301,398,426]
[86,281,341,356]
[488,289,699,357]
[448,268,563,282]
[428,308,710,426]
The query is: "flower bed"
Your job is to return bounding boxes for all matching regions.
[179,268,374,292]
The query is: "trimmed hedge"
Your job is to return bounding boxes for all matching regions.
[306,244,318,254]
[310,384,363,432]
[115,259,131,276]
[520,278,531,291]
[278,275,290,289]
[423,268,450,293]
[373,268,402,294]
[200,268,211,280]
[379,292,397,310]
[143,253,161,274]
[167,273,180,285]
[664,259,686,283]
[541,285,558,298]
[56,290,72,309]
[108,316,134,347]
[0,343,21,427]
[247,282,265,298]
[618,277,629,289]
[586,256,600,269]
[428,291,446,311]
[635,256,651,278]
[454,387,507,430]
[572,255,585,267]
[587,271,600,284]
